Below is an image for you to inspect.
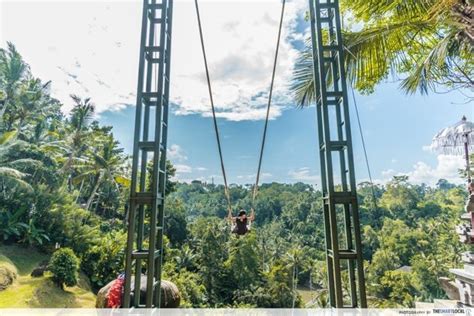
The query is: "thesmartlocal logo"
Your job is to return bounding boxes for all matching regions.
[433,308,470,315]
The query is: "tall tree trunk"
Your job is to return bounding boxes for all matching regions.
[292,265,297,308]
[123,204,129,227]
[85,172,103,211]
[75,179,84,203]
[0,101,9,123]
[61,152,73,175]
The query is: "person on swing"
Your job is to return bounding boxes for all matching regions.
[228,208,255,236]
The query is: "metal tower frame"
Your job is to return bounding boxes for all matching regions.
[123,0,173,308]
[123,0,366,309]
[308,0,367,308]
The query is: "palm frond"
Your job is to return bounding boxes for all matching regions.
[342,0,437,21]
[0,166,26,178]
[0,166,32,191]
[291,50,317,108]
[291,19,435,106]
[40,142,68,155]
[400,29,459,94]
[343,20,435,91]
[1,42,30,87]
[71,171,96,185]
[7,158,43,169]
[0,130,17,145]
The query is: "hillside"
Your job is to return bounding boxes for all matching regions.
[0,245,96,308]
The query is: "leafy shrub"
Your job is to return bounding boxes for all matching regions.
[168,269,207,307]
[81,230,126,290]
[49,247,80,289]
[43,196,101,255]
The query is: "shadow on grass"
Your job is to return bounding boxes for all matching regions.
[28,278,78,308]
[0,245,48,276]
[0,244,97,308]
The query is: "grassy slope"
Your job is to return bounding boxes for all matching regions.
[0,245,96,308]
[298,286,317,304]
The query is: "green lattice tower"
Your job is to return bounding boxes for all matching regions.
[308,0,367,308]
[123,0,173,308]
[122,0,365,309]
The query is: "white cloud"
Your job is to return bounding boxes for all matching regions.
[236,172,272,180]
[167,144,188,162]
[288,167,320,183]
[176,174,222,184]
[422,144,435,152]
[196,167,208,171]
[175,164,192,174]
[1,1,142,114]
[2,0,308,120]
[170,0,306,121]
[379,154,465,186]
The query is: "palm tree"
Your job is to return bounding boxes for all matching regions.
[22,120,67,161]
[14,79,58,132]
[0,130,34,192]
[292,0,473,106]
[314,290,330,308]
[73,135,128,211]
[175,244,197,271]
[302,258,328,306]
[0,42,31,125]
[0,164,31,192]
[285,246,306,308]
[61,95,95,175]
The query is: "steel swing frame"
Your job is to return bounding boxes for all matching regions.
[123,0,366,308]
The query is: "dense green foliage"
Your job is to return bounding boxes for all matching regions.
[166,179,466,307]
[49,248,80,289]
[0,43,469,307]
[0,43,150,292]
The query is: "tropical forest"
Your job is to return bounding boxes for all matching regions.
[0,0,473,310]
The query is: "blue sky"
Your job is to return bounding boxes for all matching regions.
[2,0,472,185]
[99,82,472,185]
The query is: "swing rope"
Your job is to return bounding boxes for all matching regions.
[343,44,379,213]
[194,0,286,219]
[194,0,232,213]
[251,0,286,215]
[349,85,379,212]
